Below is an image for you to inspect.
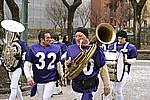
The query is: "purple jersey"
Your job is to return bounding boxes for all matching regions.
[66,44,106,93]
[25,43,61,83]
[9,40,27,72]
[51,41,67,54]
[108,42,137,73]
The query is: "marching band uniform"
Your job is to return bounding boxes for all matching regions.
[108,30,137,100]
[8,37,27,100]
[24,31,61,100]
[51,34,67,95]
[65,27,110,100]
[0,20,27,100]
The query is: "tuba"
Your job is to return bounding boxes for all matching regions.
[1,20,25,71]
[65,23,116,80]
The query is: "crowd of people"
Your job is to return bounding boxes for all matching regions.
[0,20,137,100]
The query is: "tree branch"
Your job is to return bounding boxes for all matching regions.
[130,0,137,10]
[138,0,147,11]
[62,0,70,9]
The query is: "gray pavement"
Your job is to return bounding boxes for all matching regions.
[0,60,150,100]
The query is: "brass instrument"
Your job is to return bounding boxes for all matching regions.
[1,20,25,71]
[65,23,116,80]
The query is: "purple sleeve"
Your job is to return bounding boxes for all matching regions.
[25,47,34,63]
[62,43,68,54]
[129,44,137,58]
[108,44,114,50]
[20,40,27,53]
[95,48,106,68]
[66,49,70,60]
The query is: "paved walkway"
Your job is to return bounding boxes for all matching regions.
[0,60,150,100]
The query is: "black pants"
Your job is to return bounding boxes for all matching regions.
[75,77,99,90]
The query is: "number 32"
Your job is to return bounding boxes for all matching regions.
[35,52,56,70]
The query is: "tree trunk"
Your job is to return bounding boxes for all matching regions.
[62,0,82,42]
[130,0,146,49]
[133,9,141,49]
[0,0,4,21]
[67,9,75,42]
[0,0,4,39]
[5,0,20,22]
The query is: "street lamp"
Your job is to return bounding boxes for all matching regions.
[22,0,29,45]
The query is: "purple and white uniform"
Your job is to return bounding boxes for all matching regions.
[8,39,27,100]
[25,43,61,83]
[108,42,137,74]
[66,44,106,100]
[8,40,27,72]
[108,42,137,100]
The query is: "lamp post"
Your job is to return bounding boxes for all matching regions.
[22,0,28,45]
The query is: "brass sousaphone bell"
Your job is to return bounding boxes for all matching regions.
[1,20,25,32]
[90,23,116,45]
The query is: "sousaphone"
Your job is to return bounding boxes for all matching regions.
[1,20,25,71]
[65,23,116,80]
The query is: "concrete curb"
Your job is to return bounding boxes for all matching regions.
[133,60,150,66]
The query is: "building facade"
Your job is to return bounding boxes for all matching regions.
[91,0,150,28]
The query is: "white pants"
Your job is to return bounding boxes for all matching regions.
[110,72,129,100]
[53,84,62,94]
[9,67,23,100]
[37,81,56,100]
[73,91,96,100]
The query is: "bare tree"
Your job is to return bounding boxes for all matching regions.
[91,0,128,27]
[108,0,120,24]
[130,0,147,49]
[76,2,90,27]
[62,0,82,42]
[115,1,129,28]
[107,0,129,26]
[46,1,68,34]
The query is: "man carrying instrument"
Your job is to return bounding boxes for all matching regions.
[108,30,137,100]
[65,27,110,100]
[8,32,27,100]
[0,20,27,100]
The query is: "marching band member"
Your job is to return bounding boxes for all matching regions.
[1,20,27,100]
[62,35,72,85]
[24,31,61,100]
[108,30,137,100]
[65,27,110,100]
[50,34,67,95]
[8,32,27,100]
